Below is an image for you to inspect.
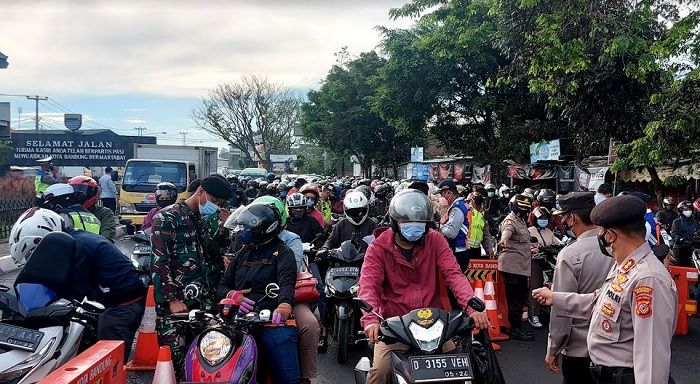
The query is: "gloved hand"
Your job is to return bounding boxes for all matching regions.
[272,303,293,325]
[316,248,329,260]
[226,289,255,315]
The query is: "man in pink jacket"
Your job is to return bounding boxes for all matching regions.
[359,189,490,384]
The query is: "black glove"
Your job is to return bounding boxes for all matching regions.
[316,248,329,260]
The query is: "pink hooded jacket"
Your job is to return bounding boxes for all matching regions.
[359,227,475,328]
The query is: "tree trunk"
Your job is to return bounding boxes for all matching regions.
[646,166,664,206]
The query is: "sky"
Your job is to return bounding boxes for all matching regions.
[0,0,413,146]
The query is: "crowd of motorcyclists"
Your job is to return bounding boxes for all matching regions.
[7,167,700,383]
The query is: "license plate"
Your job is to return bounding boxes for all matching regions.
[135,245,151,253]
[330,267,359,277]
[410,354,472,382]
[0,323,44,352]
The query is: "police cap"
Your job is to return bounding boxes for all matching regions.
[552,192,595,215]
[590,195,646,228]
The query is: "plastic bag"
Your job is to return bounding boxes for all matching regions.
[469,329,506,384]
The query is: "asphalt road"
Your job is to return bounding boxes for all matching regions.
[1,237,698,383]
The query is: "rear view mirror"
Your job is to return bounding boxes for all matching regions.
[467,297,486,313]
[353,297,373,312]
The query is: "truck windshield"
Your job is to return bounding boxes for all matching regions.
[122,161,187,193]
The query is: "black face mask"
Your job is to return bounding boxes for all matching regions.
[473,195,485,206]
[597,230,615,257]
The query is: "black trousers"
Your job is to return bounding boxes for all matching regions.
[561,355,593,384]
[448,250,471,309]
[101,197,117,213]
[502,271,529,331]
[98,298,146,361]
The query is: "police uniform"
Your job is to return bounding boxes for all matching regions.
[34,157,59,200]
[61,205,101,235]
[548,192,615,383]
[551,196,677,384]
[498,210,532,336]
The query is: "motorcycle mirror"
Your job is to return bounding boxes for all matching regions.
[265,283,280,299]
[353,297,373,312]
[80,297,106,312]
[467,297,486,313]
[530,236,539,243]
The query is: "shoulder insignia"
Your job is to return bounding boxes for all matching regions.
[617,273,628,284]
[601,319,612,333]
[504,219,513,226]
[611,283,623,293]
[633,285,653,297]
[601,302,616,317]
[621,258,636,273]
[635,296,652,318]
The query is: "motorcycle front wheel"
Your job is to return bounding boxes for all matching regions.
[337,317,349,363]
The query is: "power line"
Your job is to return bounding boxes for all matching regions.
[47,97,74,113]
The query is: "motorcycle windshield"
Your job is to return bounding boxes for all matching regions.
[15,283,58,312]
[336,240,366,262]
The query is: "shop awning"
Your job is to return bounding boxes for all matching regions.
[618,163,700,182]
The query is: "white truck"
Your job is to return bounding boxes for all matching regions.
[118,144,218,225]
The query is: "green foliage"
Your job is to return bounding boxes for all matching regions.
[0,141,12,168]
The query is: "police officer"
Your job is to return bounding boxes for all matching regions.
[546,192,614,383]
[498,193,535,341]
[34,157,61,203]
[437,180,471,269]
[534,195,677,384]
[40,183,102,236]
[150,175,233,367]
[69,176,117,241]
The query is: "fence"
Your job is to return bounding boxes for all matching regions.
[0,198,33,239]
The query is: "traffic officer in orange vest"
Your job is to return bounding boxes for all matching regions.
[534,195,677,384]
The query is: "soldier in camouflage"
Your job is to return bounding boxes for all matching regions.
[150,175,233,368]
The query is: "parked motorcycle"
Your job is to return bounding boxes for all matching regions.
[130,231,151,286]
[322,238,370,363]
[352,297,505,384]
[0,233,103,384]
[172,283,290,383]
[532,244,564,288]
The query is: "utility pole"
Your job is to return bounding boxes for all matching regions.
[134,126,147,136]
[26,95,47,131]
[17,107,22,129]
[179,131,188,145]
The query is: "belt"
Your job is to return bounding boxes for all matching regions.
[118,295,145,307]
[589,363,634,384]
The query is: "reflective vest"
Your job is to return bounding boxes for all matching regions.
[34,170,50,197]
[66,210,101,235]
[467,205,486,249]
[320,200,332,222]
[441,198,470,251]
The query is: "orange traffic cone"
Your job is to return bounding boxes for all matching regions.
[152,346,177,384]
[126,285,159,371]
[485,274,509,342]
[474,279,485,302]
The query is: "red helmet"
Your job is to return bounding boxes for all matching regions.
[694,198,700,212]
[299,183,320,197]
[68,176,100,209]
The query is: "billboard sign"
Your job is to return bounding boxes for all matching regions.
[529,139,561,163]
[410,147,424,162]
[269,154,297,163]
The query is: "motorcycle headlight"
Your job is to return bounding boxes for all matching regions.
[408,320,444,353]
[199,331,232,366]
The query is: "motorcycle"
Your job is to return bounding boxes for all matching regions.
[0,233,103,384]
[352,297,504,384]
[322,238,370,363]
[129,231,152,286]
[172,283,291,383]
[532,244,564,289]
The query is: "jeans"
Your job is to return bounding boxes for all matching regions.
[293,303,320,379]
[97,298,146,361]
[256,326,302,383]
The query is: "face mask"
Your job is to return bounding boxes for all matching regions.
[487,191,495,198]
[597,231,614,257]
[683,210,693,218]
[306,198,316,208]
[399,222,426,243]
[279,192,287,199]
[594,193,607,205]
[537,219,549,228]
[562,215,576,239]
[198,192,219,216]
[473,196,485,206]
[502,193,510,199]
[238,228,254,245]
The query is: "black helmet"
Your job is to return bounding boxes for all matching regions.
[509,194,533,216]
[374,183,390,198]
[259,181,269,190]
[389,189,434,243]
[355,185,373,202]
[265,183,277,196]
[155,182,178,208]
[267,173,276,182]
[248,179,258,189]
[536,189,556,209]
[232,203,281,246]
[277,182,288,192]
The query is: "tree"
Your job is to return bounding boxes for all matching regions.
[301,51,413,177]
[192,75,300,169]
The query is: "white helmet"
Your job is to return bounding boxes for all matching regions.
[41,183,77,211]
[9,208,64,265]
[498,185,511,198]
[343,191,369,225]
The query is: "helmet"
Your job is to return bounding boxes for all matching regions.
[677,200,693,211]
[231,203,281,246]
[223,205,246,230]
[695,198,700,212]
[532,206,551,219]
[9,208,64,265]
[286,193,307,219]
[536,189,556,209]
[277,182,288,193]
[68,176,100,209]
[343,191,369,225]
[299,183,320,197]
[522,188,536,200]
[360,178,371,187]
[259,181,269,190]
[389,189,434,242]
[499,185,511,198]
[374,183,390,198]
[267,173,276,182]
[41,183,78,211]
[155,182,178,208]
[663,196,675,209]
[248,180,259,189]
[265,183,277,196]
[253,196,288,227]
[354,185,373,203]
[509,194,533,214]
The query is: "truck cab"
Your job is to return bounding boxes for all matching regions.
[119,159,195,225]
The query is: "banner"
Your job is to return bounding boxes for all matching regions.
[410,163,430,181]
[269,154,296,162]
[471,165,491,184]
[8,130,156,167]
[410,147,424,162]
[530,139,561,163]
[558,165,590,191]
[587,167,609,191]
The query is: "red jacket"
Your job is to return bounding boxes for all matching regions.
[359,228,475,328]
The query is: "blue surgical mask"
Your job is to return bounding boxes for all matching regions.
[306,198,316,208]
[537,219,549,228]
[198,192,219,216]
[487,191,495,198]
[399,222,426,243]
[238,228,254,245]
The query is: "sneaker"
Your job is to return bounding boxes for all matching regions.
[529,316,543,329]
[510,329,534,342]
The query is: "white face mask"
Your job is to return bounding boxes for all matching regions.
[683,210,693,218]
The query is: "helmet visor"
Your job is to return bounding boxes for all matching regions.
[389,191,433,222]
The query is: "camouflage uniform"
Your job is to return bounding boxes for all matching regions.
[196,204,232,307]
[150,202,226,368]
